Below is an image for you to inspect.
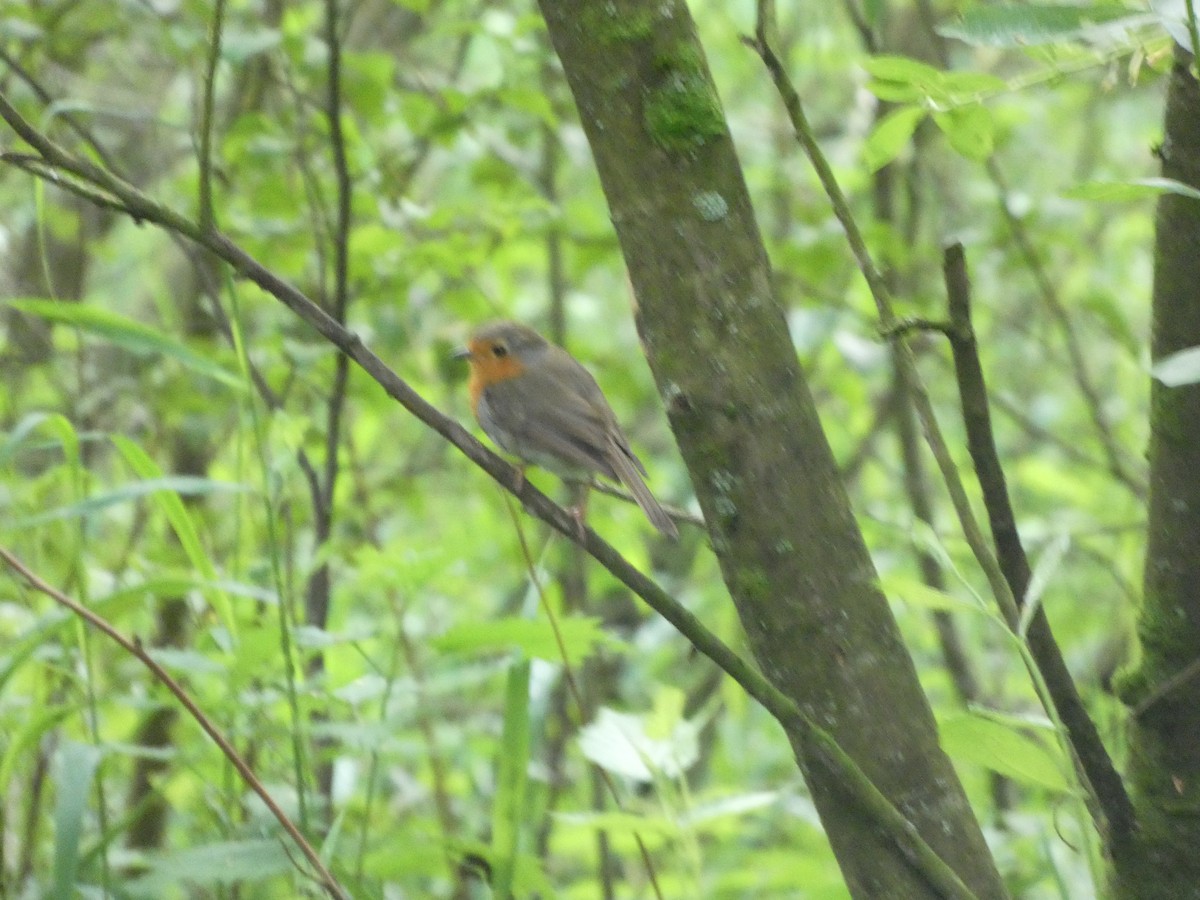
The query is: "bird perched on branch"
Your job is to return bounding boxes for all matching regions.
[455,320,678,539]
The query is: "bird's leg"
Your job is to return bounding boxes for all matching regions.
[567,480,590,540]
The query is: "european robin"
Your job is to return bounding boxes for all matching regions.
[455,321,679,539]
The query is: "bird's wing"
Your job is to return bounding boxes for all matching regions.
[484,357,621,477]
[557,357,650,478]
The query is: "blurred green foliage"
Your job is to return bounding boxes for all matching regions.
[0,0,1169,895]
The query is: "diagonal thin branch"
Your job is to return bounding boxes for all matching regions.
[0,546,349,900]
[0,47,124,175]
[942,243,1135,845]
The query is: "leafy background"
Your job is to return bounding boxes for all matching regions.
[0,0,1181,896]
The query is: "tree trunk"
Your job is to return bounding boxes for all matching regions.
[1112,46,1200,899]
[537,2,1007,897]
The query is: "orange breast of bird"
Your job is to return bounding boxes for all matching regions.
[466,339,527,416]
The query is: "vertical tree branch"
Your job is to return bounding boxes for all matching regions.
[303,0,356,818]
[942,243,1134,847]
[1113,45,1200,895]
[198,0,227,230]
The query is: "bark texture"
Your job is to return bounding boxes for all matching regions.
[1112,48,1200,899]
[537,2,1007,897]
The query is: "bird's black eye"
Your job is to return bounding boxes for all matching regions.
[492,343,508,358]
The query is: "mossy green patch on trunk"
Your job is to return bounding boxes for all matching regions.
[644,72,726,153]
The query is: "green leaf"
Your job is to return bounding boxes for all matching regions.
[679,791,781,826]
[1152,345,1200,386]
[4,299,245,390]
[343,51,397,121]
[862,0,887,30]
[0,706,75,823]
[39,413,82,482]
[147,647,228,675]
[938,5,1147,48]
[0,585,149,693]
[497,86,557,126]
[492,660,531,899]
[933,105,995,161]
[940,711,1070,791]
[126,839,291,890]
[1020,533,1070,637]
[221,26,281,63]
[863,106,926,172]
[53,741,103,898]
[112,436,238,641]
[864,55,947,104]
[0,412,59,468]
[863,55,946,87]
[292,623,375,648]
[937,70,1010,98]
[867,81,929,103]
[579,702,701,781]
[864,56,1008,106]
[11,476,248,528]
[432,615,620,663]
[1065,177,1200,202]
[968,705,1056,732]
[880,574,986,615]
[554,808,677,837]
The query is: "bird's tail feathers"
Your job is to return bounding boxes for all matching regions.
[606,445,679,540]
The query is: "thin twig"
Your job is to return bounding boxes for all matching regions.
[986,159,1147,499]
[864,75,987,714]
[1185,0,1200,72]
[0,48,124,175]
[943,243,1134,845]
[0,546,349,900]
[1133,654,1200,718]
[838,0,878,52]
[893,353,985,703]
[880,317,955,340]
[298,0,357,819]
[571,476,705,531]
[198,0,226,230]
[321,0,353,511]
[301,0,355,641]
[0,153,129,213]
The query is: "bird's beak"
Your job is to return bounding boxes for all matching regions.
[452,345,472,361]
